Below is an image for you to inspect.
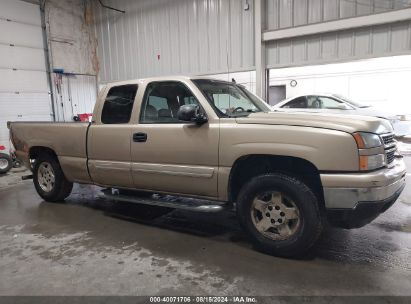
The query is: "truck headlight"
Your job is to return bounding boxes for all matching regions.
[353,132,385,171]
[353,132,382,149]
[359,154,386,171]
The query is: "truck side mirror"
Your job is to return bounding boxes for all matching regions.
[177,104,208,125]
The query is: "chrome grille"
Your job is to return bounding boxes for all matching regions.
[381,133,396,165]
[381,133,395,147]
[386,149,395,164]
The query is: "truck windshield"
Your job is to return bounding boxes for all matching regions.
[193,79,270,117]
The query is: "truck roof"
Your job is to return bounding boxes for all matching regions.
[104,75,221,87]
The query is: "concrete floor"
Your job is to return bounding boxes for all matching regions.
[0,159,410,296]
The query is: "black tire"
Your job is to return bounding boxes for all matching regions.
[13,160,22,168]
[0,153,13,174]
[33,153,73,202]
[236,173,323,258]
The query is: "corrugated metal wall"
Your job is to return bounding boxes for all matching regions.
[208,70,257,93]
[266,20,411,68]
[52,74,97,122]
[93,0,411,82]
[93,0,255,83]
[265,0,411,68]
[266,0,411,30]
[69,75,97,115]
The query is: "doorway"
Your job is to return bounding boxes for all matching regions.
[268,85,286,106]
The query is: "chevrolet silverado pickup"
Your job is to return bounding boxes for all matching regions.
[8,76,406,257]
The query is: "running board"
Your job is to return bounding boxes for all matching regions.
[21,174,33,180]
[99,189,229,213]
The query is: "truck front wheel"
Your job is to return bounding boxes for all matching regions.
[236,173,323,258]
[33,154,73,202]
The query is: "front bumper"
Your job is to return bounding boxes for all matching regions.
[321,158,406,228]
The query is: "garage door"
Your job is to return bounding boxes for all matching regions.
[0,0,52,151]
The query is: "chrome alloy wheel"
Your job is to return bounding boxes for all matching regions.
[37,162,55,193]
[251,191,301,240]
[0,158,9,170]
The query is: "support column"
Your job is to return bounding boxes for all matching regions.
[255,0,266,100]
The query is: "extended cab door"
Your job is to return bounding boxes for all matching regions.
[130,81,219,198]
[87,84,138,188]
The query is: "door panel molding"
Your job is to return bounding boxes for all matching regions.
[132,162,215,178]
[94,160,131,171]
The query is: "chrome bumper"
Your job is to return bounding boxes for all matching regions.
[321,158,406,209]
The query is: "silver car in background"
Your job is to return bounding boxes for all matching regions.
[273,94,411,137]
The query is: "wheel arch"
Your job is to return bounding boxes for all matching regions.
[228,154,324,208]
[29,146,58,162]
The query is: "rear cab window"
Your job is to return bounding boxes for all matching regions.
[101,84,138,124]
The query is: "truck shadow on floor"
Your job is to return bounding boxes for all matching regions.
[69,184,246,240]
[50,184,407,266]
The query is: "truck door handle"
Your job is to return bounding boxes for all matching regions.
[133,132,147,142]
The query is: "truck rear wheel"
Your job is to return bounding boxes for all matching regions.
[33,154,73,202]
[236,173,323,258]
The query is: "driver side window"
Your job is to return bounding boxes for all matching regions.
[140,82,200,123]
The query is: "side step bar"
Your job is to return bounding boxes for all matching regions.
[99,189,230,213]
[21,174,33,180]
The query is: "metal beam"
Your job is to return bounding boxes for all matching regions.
[40,1,56,121]
[255,0,266,100]
[263,7,411,42]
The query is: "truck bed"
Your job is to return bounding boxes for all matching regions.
[9,122,91,183]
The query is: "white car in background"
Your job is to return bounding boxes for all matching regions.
[273,94,411,137]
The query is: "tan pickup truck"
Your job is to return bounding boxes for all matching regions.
[8,76,406,257]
